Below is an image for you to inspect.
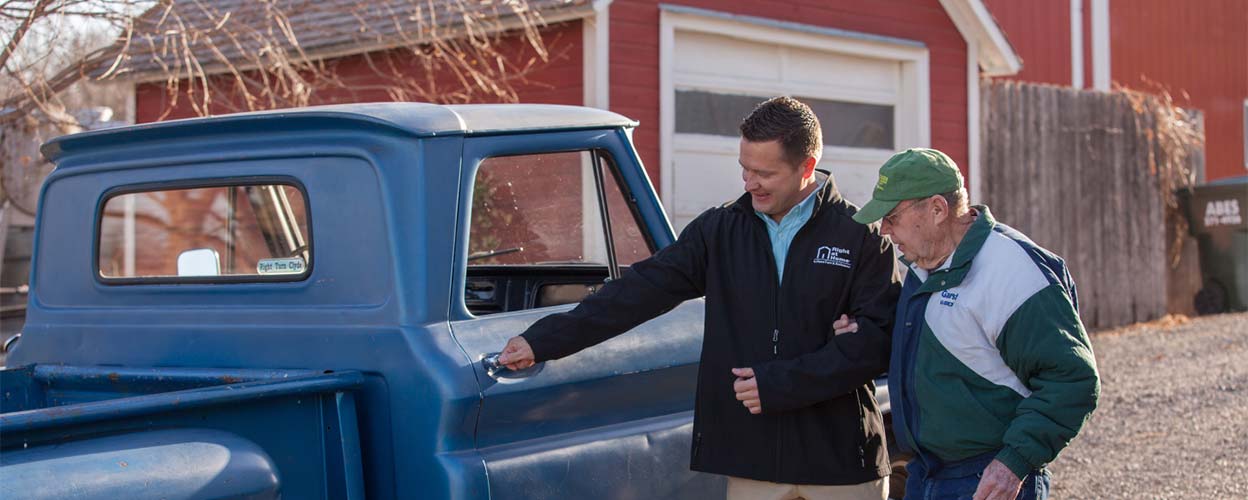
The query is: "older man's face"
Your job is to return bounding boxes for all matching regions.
[880,196,946,270]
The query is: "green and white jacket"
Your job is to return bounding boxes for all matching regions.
[888,205,1100,478]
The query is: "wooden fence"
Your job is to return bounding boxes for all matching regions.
[981,81,1202,330]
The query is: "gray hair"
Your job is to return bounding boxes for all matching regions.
[939,188,970,217]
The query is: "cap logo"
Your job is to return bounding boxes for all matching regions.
[875,174,889,191]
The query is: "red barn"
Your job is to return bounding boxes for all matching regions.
[125,1,1019,231]
[984,0,1248,182]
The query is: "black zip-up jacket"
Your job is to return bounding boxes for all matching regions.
[521,173,900,485]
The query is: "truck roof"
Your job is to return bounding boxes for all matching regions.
[41,103,638,163]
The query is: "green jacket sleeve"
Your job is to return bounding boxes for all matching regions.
[994,284,1100,478]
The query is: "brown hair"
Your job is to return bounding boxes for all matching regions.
[739,96,823,168]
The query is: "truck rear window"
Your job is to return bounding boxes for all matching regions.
[97,182,311,282]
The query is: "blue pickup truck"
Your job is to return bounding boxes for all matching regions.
[0,103,898,499]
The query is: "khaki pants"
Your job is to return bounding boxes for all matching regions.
[726,476,888,500]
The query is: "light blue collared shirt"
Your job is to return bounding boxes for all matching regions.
[754,180,823,284]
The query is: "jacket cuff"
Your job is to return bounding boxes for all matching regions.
[750,361,801,414]
[749,363,780,414]
[749,364,766,413]
[994,446,1036,480]
[520,332,551,363]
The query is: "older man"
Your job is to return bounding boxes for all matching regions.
[851,148,1099,500]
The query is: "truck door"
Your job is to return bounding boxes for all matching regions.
[448,130,723,499]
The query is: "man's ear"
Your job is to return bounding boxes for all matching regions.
[930,194,949,223]
[801,156,817,178]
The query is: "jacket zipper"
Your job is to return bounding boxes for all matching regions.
[854,387,866,469]
[751,216,786,479]
[771,247,783,478]
[769,212,821,359]
[756,199,826,480]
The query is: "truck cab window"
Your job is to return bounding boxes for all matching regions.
[466,150,652,315]
[97,183,311,282]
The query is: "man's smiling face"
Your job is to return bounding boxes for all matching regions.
[740,138,813,221]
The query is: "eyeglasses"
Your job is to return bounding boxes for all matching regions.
[882,199,927,226]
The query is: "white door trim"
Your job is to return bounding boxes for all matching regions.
[1091,0,1111,91]
[968,39,983,204]
[582,0,612,109]
[1071,0,1085,89]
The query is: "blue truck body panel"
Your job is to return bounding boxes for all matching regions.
[3,428,281,500]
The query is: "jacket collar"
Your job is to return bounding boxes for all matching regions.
[913,204,996,294]
[730,169,842,218]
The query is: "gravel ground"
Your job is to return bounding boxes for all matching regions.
[1047,312,1248,499]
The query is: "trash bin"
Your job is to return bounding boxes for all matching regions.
[1183,175,1248,314]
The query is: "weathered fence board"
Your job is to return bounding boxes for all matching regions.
[981,81,1199,329]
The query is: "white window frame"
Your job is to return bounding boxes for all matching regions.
[658,6,931,215]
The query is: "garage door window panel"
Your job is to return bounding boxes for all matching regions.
[675,90,894,149]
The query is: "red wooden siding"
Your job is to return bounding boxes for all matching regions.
[1109,0,1247,180]
[608,0,972,186]
[136,21,585,123]
[984,0,1071,86]
[1082,0,1092,89]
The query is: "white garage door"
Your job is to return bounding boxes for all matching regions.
[661,17,929,231]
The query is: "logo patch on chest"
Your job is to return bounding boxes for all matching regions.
[939,290,959,307]
[813,246,852,269]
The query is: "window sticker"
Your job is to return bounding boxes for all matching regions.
[257,257,307,275]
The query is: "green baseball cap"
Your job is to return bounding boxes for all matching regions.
[852,148,965,224]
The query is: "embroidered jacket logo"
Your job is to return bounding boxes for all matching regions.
[813,246,852,269]
[939,290,959,307]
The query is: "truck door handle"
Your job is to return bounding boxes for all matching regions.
[481,352,544,381]
[2,332,19,353]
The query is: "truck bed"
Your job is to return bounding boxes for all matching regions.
[1,365,365,500]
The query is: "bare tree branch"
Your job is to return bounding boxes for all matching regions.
[0,0,52,71]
